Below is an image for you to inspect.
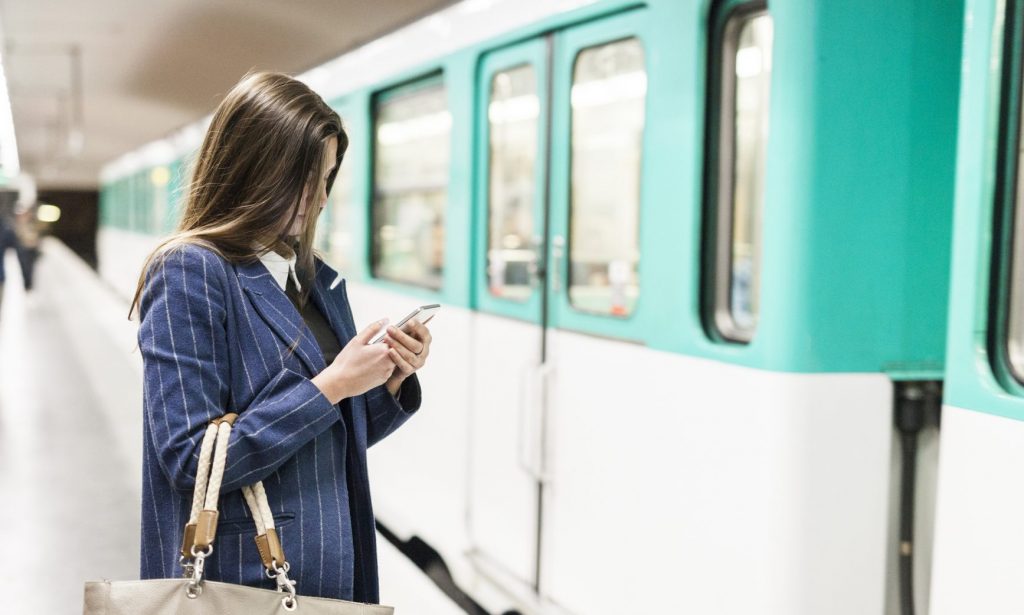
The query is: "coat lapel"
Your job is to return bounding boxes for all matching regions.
[310,260,354,345]
[235,260,325,376]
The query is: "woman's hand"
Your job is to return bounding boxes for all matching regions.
[382,320,432,395]
[312,320,395,404]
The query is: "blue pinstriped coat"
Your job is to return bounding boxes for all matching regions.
[137,243,420,603]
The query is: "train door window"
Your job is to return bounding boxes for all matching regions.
[488,64,539,301]
[705,2,773,343]
[371,77,449,289]
[568,37,646,317]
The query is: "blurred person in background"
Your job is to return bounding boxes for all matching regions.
[129,71,433,604]
[0,196,19,314]
[14,201,40,291]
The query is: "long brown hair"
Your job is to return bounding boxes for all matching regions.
[129,71,348,318]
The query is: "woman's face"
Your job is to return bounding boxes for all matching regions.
[289,135,338,236]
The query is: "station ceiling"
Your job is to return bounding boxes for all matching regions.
[0,0,456,189]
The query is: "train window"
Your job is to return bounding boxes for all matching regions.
[1008,197,1024,376]
[704,3,774,339]
[150,165,170,235]
[488,64,539,301]
[126,175,136,231]
[1006,38,1024,379]
[166,160,185,233]
[321,150,354,272]
[568,38,646,317]
[371,78,449,289]
[995,1,1024,384]
[134,172,147,233]
[706,4,773,343]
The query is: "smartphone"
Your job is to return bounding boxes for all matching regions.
[370,304,441,344]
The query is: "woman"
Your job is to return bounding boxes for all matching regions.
[131,71,432,604]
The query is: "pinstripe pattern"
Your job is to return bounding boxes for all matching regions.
[137,244,421,603]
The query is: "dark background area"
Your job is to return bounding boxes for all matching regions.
[38,190,98,268]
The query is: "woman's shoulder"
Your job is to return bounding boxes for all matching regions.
[146,240,233,286]
[137,241,239,320]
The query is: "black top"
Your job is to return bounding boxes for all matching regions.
[284,272,414,408]
[285,274,342,364]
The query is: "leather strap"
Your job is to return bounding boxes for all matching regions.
[255,528,286,568]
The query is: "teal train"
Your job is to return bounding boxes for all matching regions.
[97,0,1014,612]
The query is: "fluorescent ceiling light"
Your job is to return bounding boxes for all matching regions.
[0,52,18,176]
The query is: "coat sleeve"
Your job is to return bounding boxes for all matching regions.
[365,374,421,448]
[328,271,423,448]
[138,245,339,494]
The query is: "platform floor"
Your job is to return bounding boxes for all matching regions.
[0,245,463,614]
[0,253,141,613]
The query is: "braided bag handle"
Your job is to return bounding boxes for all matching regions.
[179,414,289,574]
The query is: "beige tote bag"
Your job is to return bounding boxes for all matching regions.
[84,414,395,614]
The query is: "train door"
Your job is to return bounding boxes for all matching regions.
[468,37,551,592]
[539,13,652,614]
[469,9,651,612]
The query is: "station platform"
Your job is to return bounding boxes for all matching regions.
[0,239,464,614]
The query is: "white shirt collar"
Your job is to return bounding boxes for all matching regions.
[258,250,301,292]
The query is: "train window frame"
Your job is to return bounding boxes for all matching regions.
[368,73,449,291]
[990,0,1024,387]
[566,35,647,319]
[701,0,773,344]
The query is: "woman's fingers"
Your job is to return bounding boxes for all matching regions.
[386,335,421,368]
[382,320,432,380]
[387,345,415,376]
[407,320,432,349]
[387,324,426,355]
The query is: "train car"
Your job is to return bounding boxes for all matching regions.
[98,0,965,613]
[931,0,1024,613]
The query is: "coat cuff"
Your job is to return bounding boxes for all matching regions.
[393,373,422,413]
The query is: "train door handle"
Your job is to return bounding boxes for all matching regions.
[518,363,554,482]
[536,362,554,483]
[517,364,540,479]
[528,233,543,286]
[551,235,565,293]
